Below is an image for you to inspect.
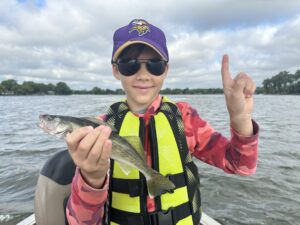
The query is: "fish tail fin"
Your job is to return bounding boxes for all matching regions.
[147,172,175,199]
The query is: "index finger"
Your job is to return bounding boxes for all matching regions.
[65,126,94,152]
[221,54,233,88]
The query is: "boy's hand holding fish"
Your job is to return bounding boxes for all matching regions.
[65,125,112,188]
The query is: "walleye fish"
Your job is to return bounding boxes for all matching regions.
[38,114,175,198]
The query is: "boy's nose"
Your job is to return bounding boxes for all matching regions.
[136,63,150,78]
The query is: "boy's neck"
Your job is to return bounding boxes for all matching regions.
[128,103,150,115]
[126,95,162,115]
[133,108,147,114]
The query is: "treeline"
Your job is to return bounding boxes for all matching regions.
[0,79,72,95]
[261,70,300,94]
[0,79,223,95]
[160,88,223,94]
[0,79,124,95]
[1,69,300,95]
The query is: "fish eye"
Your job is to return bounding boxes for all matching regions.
[45,115,54,121]
[53,118,61,123]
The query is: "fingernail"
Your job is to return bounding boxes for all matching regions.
[103,126,110,133]
[86,126,94,131]
[95,125,102,130]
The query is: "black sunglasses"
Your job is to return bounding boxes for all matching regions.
[114,58,168,76]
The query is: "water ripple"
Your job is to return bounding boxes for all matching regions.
[1,95,300,224]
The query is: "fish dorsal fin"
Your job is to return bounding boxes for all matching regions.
[122,136,146,161]
[82,116,103,124]
[82,117,117,132]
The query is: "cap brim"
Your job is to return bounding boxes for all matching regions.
[112,40,167,62]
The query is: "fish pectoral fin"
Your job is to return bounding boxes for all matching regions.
[118,162,134,175]
[122,136,146,161]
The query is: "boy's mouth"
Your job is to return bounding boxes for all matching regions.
[133,85,153,90]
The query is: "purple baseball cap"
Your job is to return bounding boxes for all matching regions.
[112,19,169,62]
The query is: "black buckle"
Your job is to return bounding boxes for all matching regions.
[147,207,174,225]
[165,174,175,194]
[128,179,144,197]
[157,208,174,225]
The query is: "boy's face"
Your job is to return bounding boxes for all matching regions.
[112,46,168,112]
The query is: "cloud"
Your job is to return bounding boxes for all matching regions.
[0,0,300,89]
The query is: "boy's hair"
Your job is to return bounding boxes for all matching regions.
[117,44,145,62]
[117,44,163,62]
[112,19,168,63]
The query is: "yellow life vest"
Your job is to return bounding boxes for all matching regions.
[104,97,201,225]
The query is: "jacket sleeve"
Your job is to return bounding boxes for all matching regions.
[177,101,259,175]
[66,167,109,225]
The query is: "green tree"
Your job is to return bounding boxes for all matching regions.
[0,84,4,94]
[115,89,124,95]
[1,79,18,92]
[55,82,72,95]
[263,78,271,94]
[22,81,38,95]
[46,83,55,92]
[91,87,105,94]
[105,89,115,94]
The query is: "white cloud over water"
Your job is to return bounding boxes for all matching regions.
[0,0,300,90]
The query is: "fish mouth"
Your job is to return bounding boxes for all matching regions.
[38,115,57,133]
[38,121,52,133]
[38,114,71,138]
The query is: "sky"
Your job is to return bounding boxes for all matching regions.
[0,0,300,90]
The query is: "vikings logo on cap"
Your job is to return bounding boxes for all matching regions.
[129,19,151,36]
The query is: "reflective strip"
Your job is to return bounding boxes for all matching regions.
[160,186,189,210]
[110,222,119,225]
[112,162,139,179]
[177,215,193,225]
[111,192,140,213]
[155,112,184,175]
[119,112,140,136]
[155,111,192,224]
[113,112,140,179]
[111,112,141,213]
[162,96,174,104]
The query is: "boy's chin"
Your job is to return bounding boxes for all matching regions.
[128,95,157,109]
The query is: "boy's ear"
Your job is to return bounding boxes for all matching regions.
[163,63,169,78]
[112,64,121,80]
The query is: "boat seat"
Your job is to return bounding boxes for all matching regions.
[34,150,75,225]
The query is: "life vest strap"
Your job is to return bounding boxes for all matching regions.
[110,172,186,198]
[167,172,186,189]
[110,201,191,225]
[111,177,145,197]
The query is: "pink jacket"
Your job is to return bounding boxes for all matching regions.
[66,96,259,225]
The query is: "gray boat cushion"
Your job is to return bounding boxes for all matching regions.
[34,150,75,225]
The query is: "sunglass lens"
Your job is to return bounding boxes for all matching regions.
[118,60,140,76]
[147,60,166,76]
[117,59,166,76]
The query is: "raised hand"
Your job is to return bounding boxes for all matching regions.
[221,54,256,136]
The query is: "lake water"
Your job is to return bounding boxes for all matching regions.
[0,95,299,225]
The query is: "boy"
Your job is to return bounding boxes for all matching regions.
[65,19,258,225]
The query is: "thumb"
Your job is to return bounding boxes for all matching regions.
[221,54,233,88]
